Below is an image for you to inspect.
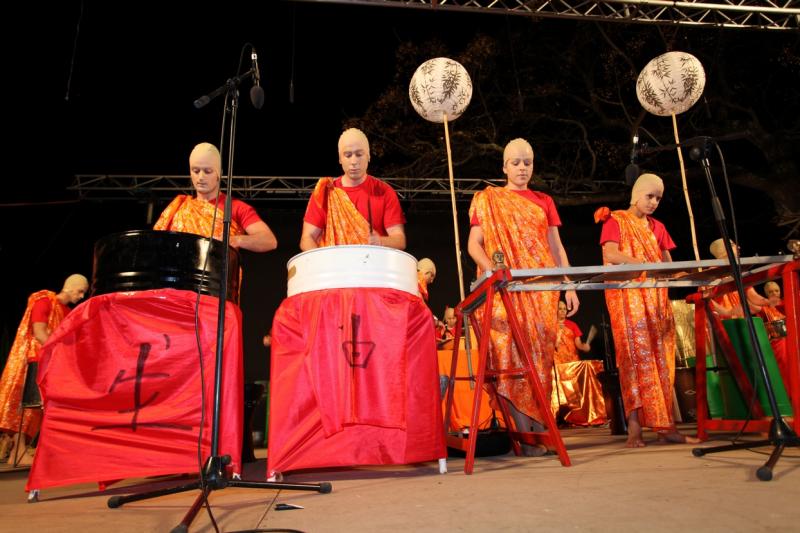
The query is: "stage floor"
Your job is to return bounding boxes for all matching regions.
[1,424,798,532]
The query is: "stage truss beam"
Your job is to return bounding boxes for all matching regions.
[68,174,626,204]
[290,0,800,31]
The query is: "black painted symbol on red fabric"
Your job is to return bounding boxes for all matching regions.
[341,314,375,368]
[92,340,191,432]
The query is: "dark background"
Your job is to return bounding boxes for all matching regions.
[2,2,795,384]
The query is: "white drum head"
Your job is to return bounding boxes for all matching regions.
[287,245,419,297]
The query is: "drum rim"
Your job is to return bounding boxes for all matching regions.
[286,244,417,270]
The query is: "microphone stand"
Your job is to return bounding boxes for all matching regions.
[106,66,330,532]
[688,137,798,481]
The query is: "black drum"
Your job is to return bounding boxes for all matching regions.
[766,319,787,340]
[92,230,240,303]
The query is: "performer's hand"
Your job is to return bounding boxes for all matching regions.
[229,235,242,248]
[368,231,382,246]
[564,290,580,317]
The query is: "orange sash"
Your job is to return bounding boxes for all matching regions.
[599,209,676,430]
[469,187,559,422]
[417,271,429,302]
[555,322,581,365]
[153,195,243,240]
[309,178,370,247]
[762,304,785,322]
[0,291,66,437]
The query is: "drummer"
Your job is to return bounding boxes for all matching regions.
[762,281,785,316]
[154,142,278,252]
[417,258,436,302]
[438,306,456,344]
[759,281,792,394]
[707,239,771,318]
[299,128,406,251]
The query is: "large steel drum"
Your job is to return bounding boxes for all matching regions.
[92,229,240,303]
[286,245,418,297]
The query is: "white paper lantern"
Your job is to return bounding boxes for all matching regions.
[409,57,473,123]
[636,52,706,116]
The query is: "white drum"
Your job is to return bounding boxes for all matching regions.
[287,245,419,297]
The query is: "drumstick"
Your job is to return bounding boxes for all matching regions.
[586,325,598,345]
[367,196,373,236]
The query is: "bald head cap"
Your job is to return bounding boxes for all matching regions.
[190,142,222,177]
[709,238,736,259]
[63,273,89,292]
[503,138,534,165]
[417,258,436,276]
[764,281,780,292]
[630,173,664,205]
[338,128,370,158]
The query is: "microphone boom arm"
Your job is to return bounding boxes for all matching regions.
[639,131,751,156]
[193,67,257,109]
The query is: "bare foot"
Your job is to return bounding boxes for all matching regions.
[657,431,701,444]
[625,411,646,448]
[520,443,549,457]
[625,435,646,448]
[0,433,15,463]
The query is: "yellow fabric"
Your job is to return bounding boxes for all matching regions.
[552,360,607,426]
[469,186,559,423]
[602,209,676,430]
[671,300,696,367]
[0,291,66,438]
[309,178,370,247]
[153,194,243,240]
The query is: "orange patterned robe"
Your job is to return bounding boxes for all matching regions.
[308,178,370,246]
[599,209,676,430]
[153,194,243,240]
[469,187,559,422]
[0,291,68,438]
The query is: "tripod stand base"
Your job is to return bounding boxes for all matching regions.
[691,418,799,481]
[108,475,331,531]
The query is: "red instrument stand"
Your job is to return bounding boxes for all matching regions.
[443,269,571,474]
[689,259,799,440]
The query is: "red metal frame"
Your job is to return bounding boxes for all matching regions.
[688,259,799,440]
[443,269,571,474]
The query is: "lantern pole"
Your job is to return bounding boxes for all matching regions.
[443,113,466,301]
[671,112,701,261]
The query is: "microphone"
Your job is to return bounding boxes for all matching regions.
[249,47,265,110]
[194,95,211,109]
[624,130,641,186]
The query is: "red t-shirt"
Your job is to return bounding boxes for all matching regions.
[563,318,582,338]
[304,175,405,236]
[470,189,561,226]
[30,297,69,324]
[208,194,263,230]
[599,215,676,251]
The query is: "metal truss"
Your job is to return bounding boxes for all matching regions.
[68,174,625,204]
[292,0,800,31]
